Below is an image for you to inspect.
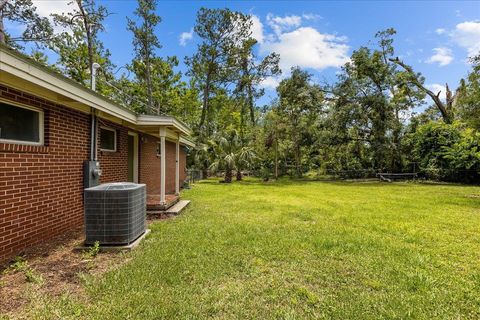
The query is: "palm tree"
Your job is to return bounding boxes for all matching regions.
[209,130,256,183]
[193,141,213,179]
[235,145,256,181]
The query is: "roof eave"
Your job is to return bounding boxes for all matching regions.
[136,115,191,136]
[0,45,193,136]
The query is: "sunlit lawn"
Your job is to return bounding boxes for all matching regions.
[25,178,480,319]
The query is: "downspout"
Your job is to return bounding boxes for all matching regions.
[90,108,96,161]
[90,63,101,161]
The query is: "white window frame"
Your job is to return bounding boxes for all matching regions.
[99,126,117,152]
[0,99,44,146]
[156,142,162,157]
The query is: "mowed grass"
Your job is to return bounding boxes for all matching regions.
[26,179,480,319]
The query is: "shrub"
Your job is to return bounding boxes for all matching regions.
[410,122,480,183]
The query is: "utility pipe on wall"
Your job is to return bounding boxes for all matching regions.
[90,63,101,161]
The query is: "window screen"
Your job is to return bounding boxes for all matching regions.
[100,127,116,151]
[0,102,41,144]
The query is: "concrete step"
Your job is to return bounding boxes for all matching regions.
[147,200,191,217]
[164,200,191,214]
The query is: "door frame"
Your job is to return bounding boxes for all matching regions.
[128,132,139,183]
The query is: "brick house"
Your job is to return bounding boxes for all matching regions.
[0,45,194,262]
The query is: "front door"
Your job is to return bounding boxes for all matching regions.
[127,132,139,183]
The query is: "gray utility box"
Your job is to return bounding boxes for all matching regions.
[83,160,102,189]
[84,182,146,246]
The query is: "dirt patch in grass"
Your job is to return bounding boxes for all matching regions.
[466,193,480,198]
[0,216,174,318]
[0,227,127,317]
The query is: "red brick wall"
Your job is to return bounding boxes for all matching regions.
[0,85,190,262]
[139,135,161,195]
[139,137,188,195]
[97,119,129,184]
[0,85,89,262]
[180,147,187,184]
[165,141,176,194]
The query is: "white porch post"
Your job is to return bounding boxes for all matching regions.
[159,127,166,205]
[175,133,180,195]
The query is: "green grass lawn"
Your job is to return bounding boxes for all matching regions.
[26,179,480,319]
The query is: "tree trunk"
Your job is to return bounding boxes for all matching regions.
[0,0,8,45]
[390,108,401,172]
[201,169,208,179]
[274,135,278,179]
[145,56,154,114]
[199,69,211,131]
[224,168,232,183]
[76,0,94,87]
[247,84,255,124]
[389,58,455,124]
[236,170,242,181]
[0,18,4,45]
[295,138,301,177]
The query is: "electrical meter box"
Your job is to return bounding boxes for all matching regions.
[83,160,102,189]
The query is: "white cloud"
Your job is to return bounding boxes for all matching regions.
[435,28,446,35]
[426,83,447,102]
[249,14,349,89]
[260,76,281,89]
[302,13,322,21]
[261,27,349,72]
[426,47,454,66]
[179,29,194,46]
[250,15,264,44]
[266,14,302,35]
[451,21,480,56]
[426,83,446,94]
[31,0,74,33]
[32,0,72,17]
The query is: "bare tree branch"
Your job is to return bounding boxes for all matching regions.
[389,57,454,123]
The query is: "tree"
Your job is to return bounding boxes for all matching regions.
[457,53,480,130]
[209,129,256,183]
[276,67,324,177]
[390,57,456,124]
[256,105,282,179]
[235,145,256,181]
[128,56,185,115]
[125,0,188,116]
[408,122,480,182]
[185,8,252,134]
[171,80,202,129]
[127,0,161,112]
[322,29,424,173]
[0,0,53,47]
[51,0,114,93]
[234,38,281,125]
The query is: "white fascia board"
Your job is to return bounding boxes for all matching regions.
[136,114,174,125]
[137,115,191,136]
[180,137,195,148]
[0,47,137,123]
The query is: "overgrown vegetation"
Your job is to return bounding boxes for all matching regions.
[1,1,479,183]
[17,179,480,318]
[83,241,101,259]
[5,257,44,285]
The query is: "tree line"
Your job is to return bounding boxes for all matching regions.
[1,0,479,183]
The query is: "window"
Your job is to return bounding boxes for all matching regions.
[100,127,116,152]
[0,101,44,145]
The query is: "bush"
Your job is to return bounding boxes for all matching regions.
[410,122,480,183]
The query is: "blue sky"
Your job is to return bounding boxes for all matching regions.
[14,1,480,108]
